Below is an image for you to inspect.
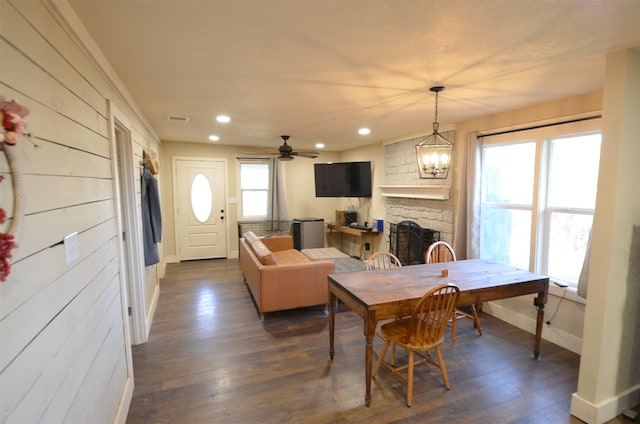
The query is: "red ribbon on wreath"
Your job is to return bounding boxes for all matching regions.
[0,95,29,282]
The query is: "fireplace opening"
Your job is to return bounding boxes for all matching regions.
[389,221,440,266]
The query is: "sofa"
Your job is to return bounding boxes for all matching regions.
[239,231,335,319]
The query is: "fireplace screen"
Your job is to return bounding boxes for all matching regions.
[389,221,440,266]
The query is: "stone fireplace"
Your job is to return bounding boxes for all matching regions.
[383,133,455,245]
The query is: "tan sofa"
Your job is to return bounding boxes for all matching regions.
[239,231,335,319]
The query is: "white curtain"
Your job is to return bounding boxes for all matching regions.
[577,229,592,298]
[268,157,289,232]
[466,132,482,259]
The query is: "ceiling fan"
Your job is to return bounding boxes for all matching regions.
[276,135,319,160]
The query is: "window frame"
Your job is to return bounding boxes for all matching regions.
[238,159,271,220]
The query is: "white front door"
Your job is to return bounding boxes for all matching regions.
[175,159,227,260]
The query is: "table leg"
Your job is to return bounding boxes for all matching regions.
[329,291,336,360]
[533,292,546,359]
[364,311,376,407]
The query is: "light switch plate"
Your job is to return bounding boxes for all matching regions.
[64,232,80,266]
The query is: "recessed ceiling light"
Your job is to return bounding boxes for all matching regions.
[315,142,325,149]
[358,128,371,135]
[216,115,231,123]
[208,135,220,142]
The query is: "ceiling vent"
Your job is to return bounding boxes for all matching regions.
[167,115,189,123]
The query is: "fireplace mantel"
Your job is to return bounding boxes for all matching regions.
[378,185,450,200]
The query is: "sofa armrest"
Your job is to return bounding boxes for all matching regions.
[261,235,294,252]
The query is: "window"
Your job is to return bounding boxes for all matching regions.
[239,161,269,218]
[191,173,213,223]
[480,141,535,271]
[479,119,601,288]
[543,133,601,284]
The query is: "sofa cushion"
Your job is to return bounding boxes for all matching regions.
[251,239,277,265]
[273,249,310,264]
[243,231,260,245]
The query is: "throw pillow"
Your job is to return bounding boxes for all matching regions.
[243,231,260,245]
[251,239,277,265]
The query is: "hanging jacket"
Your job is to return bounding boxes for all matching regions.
[141,164,162,266]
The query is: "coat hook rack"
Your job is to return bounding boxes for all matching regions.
[141,149,160,175]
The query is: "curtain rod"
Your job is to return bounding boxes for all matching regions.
[477,115,601,138]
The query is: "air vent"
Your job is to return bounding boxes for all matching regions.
[167,115,190,123]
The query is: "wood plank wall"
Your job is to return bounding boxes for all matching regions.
[0,1,161,422]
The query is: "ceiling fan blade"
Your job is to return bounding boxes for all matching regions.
[292,151,319,159]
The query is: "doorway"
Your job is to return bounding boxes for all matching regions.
[111,112,147,345]
[174,158,228,260]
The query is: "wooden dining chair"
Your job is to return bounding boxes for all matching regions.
[373,283,460,406]
[365,251,403,345]
[365,251,402,271]
[424,241,482,346]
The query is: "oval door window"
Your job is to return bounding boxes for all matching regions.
[191,173,213,223]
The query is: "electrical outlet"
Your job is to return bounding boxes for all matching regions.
[64,232,80,266]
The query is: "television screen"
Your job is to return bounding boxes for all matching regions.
[314,161,372,197]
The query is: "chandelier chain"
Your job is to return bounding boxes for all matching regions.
[434,90,439,124]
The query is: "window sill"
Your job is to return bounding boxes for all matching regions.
[378,185,450,200]
[548,282,586,304]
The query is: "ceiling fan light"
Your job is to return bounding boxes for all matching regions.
[275,135,318,160]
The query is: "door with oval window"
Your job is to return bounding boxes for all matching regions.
[175,159,227,260]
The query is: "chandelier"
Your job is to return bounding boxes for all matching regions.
[415,86,453,179]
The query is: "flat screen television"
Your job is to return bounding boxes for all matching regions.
[314,161,372,198]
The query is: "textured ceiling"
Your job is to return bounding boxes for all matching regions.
[68,0,640,153]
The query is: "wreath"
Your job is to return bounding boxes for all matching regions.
[0,95,29,282]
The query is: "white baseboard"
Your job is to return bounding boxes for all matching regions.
[571,386,640,424]
[164,252,238,263]
[165,254,179,264]
[114,375,134,424]
[482,301,583,354]
[144,282,160,341]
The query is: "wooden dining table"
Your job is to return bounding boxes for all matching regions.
[327,258,549,407]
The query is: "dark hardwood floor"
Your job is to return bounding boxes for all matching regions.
[124,258,625,423]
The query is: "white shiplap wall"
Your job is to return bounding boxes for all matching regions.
[0,1,161,422]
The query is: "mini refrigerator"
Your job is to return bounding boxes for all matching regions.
[292,218,325,250]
